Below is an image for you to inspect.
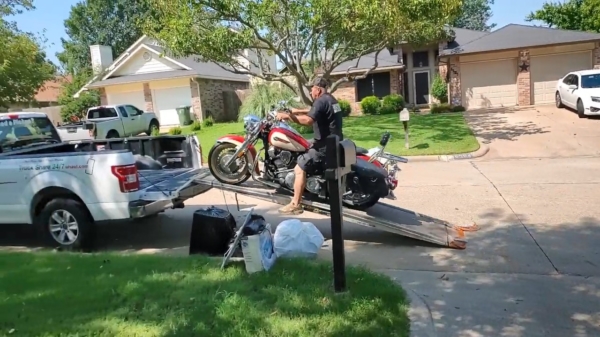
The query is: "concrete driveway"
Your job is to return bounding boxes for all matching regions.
[465,105,600,159]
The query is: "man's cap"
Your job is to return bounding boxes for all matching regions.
[312,76,329,89]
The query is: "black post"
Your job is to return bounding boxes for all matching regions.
[325,134,346,292]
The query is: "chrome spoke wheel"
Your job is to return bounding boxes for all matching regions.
[49,210,79,245]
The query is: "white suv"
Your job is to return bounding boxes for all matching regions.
[555,69,600,118]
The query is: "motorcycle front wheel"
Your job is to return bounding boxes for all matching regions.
[208,142,252,185]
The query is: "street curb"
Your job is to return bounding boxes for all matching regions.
[402,141,489,162]
[379,270,438,337]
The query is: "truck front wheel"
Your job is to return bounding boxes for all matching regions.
[37,198,94,251]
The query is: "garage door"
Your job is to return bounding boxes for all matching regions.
[461,59,518,109]
[106,91,146,111]
[153,86,192,126]
[531,52,591,104]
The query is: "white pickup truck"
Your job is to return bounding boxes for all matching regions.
[0,112,210,250]
[56,104,160,141]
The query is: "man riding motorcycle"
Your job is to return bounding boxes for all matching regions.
[274,76,344,215]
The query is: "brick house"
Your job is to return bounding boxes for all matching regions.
[327,24,600,112]
[2,75,72,112]
[74,36,277,125]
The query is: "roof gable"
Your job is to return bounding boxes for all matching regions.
[442,24,600,56]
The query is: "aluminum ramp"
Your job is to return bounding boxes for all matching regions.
[195,175,477,249]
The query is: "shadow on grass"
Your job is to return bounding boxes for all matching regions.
[0,253,410,337]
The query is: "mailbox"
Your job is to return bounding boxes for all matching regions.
[338,139,356,176]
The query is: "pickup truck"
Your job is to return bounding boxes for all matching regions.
[56,104,160,141]
[0,112,210,250]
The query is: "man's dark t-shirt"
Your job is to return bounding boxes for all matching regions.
[307,93,343,149]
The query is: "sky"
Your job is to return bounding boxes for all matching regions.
[9,0,553,68]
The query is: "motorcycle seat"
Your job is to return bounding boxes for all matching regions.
[356,146,369,155]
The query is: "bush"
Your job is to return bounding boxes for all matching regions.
[451,105,466,112]
[239,83,301,121]
[430,74,448,103]
[168,126,183,135]
[202,116,214,128]
[360,96,381,115]
[290,123,313,135]
[381,94,405,114]
[337,99,352,117]
[190,120,202,131]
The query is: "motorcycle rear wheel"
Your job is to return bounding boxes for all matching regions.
[208,142,252,185]
[342,192,379,211]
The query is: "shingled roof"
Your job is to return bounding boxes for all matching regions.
[441,24,600,56]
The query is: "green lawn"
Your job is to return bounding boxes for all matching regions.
[0,252,409,337]
[182,112,478,161]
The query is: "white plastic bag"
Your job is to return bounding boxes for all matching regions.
[241,223,277,274]
[273,219,325,259]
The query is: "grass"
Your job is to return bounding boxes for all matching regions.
[182,112,479,161]
[0,252,410,337]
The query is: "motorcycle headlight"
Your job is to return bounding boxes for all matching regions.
[242,115,261,134]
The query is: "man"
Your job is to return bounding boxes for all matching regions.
[275,76,344,215]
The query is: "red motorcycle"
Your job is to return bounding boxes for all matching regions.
[207,102,393,210]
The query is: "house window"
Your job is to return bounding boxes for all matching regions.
[356,72,391,101]
[402,53,407,66]
[412,51,429,68]
[434,49,439,65]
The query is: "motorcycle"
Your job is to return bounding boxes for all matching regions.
[207,101,395,210]
[361,132,409,200]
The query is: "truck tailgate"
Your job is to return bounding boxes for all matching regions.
[138,168,212,201]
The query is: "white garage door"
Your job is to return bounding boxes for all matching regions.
[153,86,192,126]
[531,52,591,104]
[461,59,518,109]
[106,91,146,111]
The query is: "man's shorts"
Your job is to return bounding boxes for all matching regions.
[297,148,326,174]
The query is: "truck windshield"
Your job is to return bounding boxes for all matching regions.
[0,116,61,153]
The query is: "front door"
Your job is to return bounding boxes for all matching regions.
[414,71,430,105]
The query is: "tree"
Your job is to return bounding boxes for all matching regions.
[142,0,462,105]
[526,0,600,32]
[57,69,100,121]
[57,0,154,75]
[451,0,496,31]
[0,0,55,108]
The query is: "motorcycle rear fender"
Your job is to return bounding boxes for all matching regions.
[216,135,260,174]
[350,157,390,198]
[357,154,383,168]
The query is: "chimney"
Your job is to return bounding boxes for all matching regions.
[90,45,114,75]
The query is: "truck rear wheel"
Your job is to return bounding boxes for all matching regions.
[37,198,94,251]
[146,120,160,135]
[106,130,120,138]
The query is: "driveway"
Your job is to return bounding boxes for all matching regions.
[465,105,600,159]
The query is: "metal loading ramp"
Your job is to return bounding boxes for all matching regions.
[195,175,478,249]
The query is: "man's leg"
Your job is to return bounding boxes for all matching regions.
[278,151,315,215]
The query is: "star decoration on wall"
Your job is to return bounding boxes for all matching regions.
[519,62,530,73]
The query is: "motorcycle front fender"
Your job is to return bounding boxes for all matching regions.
[215,135,260,174]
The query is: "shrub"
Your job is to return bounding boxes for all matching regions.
[190,120,202,131]
[381,94,405,114]
[59,90,100,122]
[239,83,301,121]
[290,123,313,135]
[430,74,448,103]
[168,126,183,135]
[451,105,466,112]
[430,103,452,114]
[202,116,214,128]
[360,96,381,115]
[337,99,352,117]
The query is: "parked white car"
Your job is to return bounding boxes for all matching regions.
[555,69,600,118]
[56,104,160,141]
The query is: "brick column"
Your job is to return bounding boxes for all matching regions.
[99,87,108,105]
[390,69,400,95]
[142,83,154,112]
[517,50,531,106]
[449,59,461,106]
[593,42,600,69]
[190,79,203,121]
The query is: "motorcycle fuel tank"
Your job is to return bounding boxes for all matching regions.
[268,127,310,152]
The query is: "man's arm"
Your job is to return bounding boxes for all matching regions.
[290,107,311,115]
